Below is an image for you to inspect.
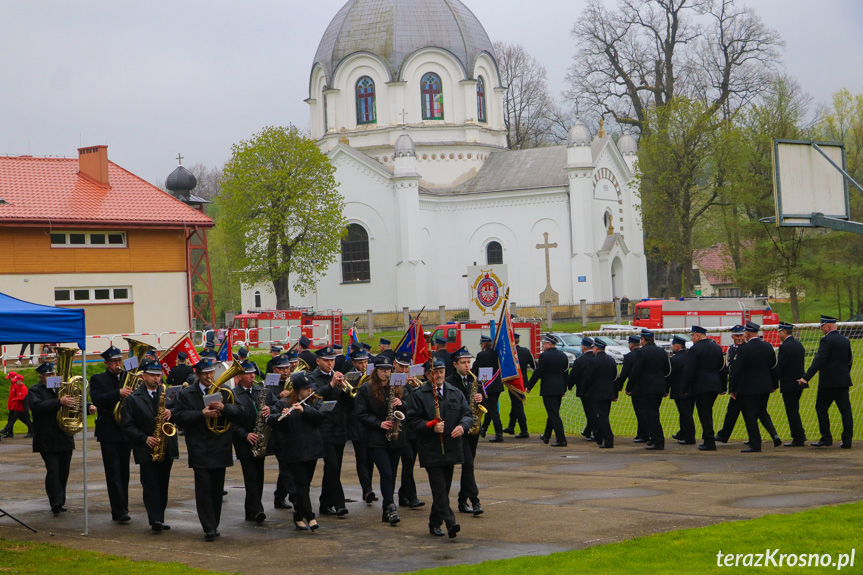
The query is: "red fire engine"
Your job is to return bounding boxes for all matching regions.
[230,309,343,350]
[430,320,542,357]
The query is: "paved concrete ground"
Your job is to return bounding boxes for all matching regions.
[1,432,861,574]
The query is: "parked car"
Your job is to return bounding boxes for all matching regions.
[544,332,583,366]
[592,335,628,364]
[840,315,863,339]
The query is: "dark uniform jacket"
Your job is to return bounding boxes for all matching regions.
[173,383,244,469]
[405,381,472,468]
[435,348,454,379]
[89,369,130,443]
[121,384,179,464]
[378,349,396,362]
[298,350,317,371]
[167,364,193,387]
[629,342,670,395]
[683,338,725,396]
[527,347,569,396]
[616,348,638,393]
[777,336,807,393]
[446,371,478,404]
[266,397,325,463]
[568,350,594,394]
[27,383,75,453]
[471,348,502,394]
[232,384,268,460]
[516,345,535,389]
[729,337,778,396]
[803,330,853,388]
[354,383,408,449]
[312,367,352,443]
[666,348,689,399]
[581,351,619,401]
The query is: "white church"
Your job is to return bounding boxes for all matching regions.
[242,0,648,313]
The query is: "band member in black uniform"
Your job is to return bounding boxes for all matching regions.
[395,351,424,509]
[629,330,671,450]
[173,358,244,540]
[232,361,271,523]
[355,355,406,525]
[473,335,503,442]
[569,337,596,440]
[121,360,178,532]
[777,322,808,446]
[378,338,395,362]
[730,322,780,452]
[433,337,453,379]
[582,340,619,448]
[236,347,260,378]
[527,334,570,446]
[166,352,193,387]
[298,336,318,372]
[345,348,376,504]
[503,333,533,438]
[286,349,300,372]
[715,325,745,442]
[683,325,725,451]
[313,346,351,517]
[89,346,133,523]
[27,362,75,514]
[405,358,472,539]
[270,354,296,510]
[615,335,643,442]
[447,347,484,516]
[799,315,854,448]
[265,346,283,375]
[667,335,694,445]
[268,371,325,531]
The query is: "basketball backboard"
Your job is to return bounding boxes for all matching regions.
[772,139,849,227]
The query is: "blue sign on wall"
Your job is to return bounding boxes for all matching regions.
[578,276,587,283]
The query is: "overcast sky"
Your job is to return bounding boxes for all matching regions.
[1,0,861,186]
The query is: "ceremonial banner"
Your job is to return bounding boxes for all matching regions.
[468,265,508,322]
[216,331,232,362]
[158,334,200,377]
[493,289,525,400]
[395,309,429,365]
[348,319,361,348]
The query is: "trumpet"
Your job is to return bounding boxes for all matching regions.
[205,360,242,435]
[341,371,365,398]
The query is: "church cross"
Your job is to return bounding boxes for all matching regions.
[400,109,408,125]
[536,232,558,290]
[176,153,184,165]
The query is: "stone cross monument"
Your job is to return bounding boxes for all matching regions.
[536,232,559,305]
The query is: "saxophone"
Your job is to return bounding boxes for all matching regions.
[250,386,272,459]
[384,383,405,442]
[151,385,177,463]
[465,371,488,436]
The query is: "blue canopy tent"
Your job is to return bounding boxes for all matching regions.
[0,292,92,534]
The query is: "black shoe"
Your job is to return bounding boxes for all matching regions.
[429,526,445,537]
[457,501,473,514]
[744,441,750,446]
[671,433,680,440]
[222,490,228,496]
[714,434,728,443]
[773,436,782,447]
[539,435,549,444]
[515,431,530,438]
[479,428,487,438]
[633,437,647,443]
[254,512,266,524]
[152,521,163,533]
[274,499,292,510]
[698,444,717,451]
[294,521,309,531]
[363,491,376,504]
[645,444,664,450]
[161,524,171,531]
[447,524,460,539]
[677,439,696,445]
[51,505,62,515]
[116,513,131,523]
[488,434,504,443]
[309,520,319,531]
[472,502,483,516]
[319,506,338,515]
[598,442,614,448]
[583,435,596,442]
[502,427,515,435]
[840,443,852,449]
[740,447,761,453]
[214,530,220,537]
[408,499,425,509]
[550,441,568,447]
[784,440,806,447]
[385,504,400,525]
[336,507,349,517]
[204,531,216,541]
[811,440,833,447]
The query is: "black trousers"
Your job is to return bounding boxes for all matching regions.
[398,436,418,504]
[426,464,457,529]
[717,396,742,440]
[694,392,718,445]
[782,389,807,443]
[239,456,265,520]
[579,396,594,438]
[273,451,297,504]
[138,459,172,525]
[507,390,527,432]
[481,392,502,435]
[631,393,648,439]
[458,433,479,504]
[635,394,664,446]
[368,447,401,509]
[673,397,696,442]
[287,459,318,523]
[193,467,227,533]
[99,441,131,519]
[542,395,566,442]
[815,387,854,445]
[352,439,375,495]
[1,410,32,434]
[740,394,769,451]
[40,450,72,508]
[320,441,346,509]
[591,399,613,447]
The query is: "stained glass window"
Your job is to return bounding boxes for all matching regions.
[477,76,487,123]
[356,77,376,124]
[421,73,444,120]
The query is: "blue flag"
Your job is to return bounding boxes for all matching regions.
[493,292,524,400]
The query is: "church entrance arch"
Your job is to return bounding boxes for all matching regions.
[611,256,624,299]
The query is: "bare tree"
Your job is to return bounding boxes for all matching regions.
[183,163,223,201]
[494,41,555,149]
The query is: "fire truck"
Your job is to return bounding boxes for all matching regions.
[429,320,542,358]
[229,309,343,350]
[632,298,779,348]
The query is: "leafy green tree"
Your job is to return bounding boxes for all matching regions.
[218,125,346,308]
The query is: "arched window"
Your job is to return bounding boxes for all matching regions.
[341,224,370,282]
[356,76,376,124]
[476,76,487,123]
[254,291,261,308]
[421,73,444,120]
[486,241,503,265]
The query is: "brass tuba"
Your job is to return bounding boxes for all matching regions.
[113,338,156,423]
[205,360,242,435]
[56,347,84,436]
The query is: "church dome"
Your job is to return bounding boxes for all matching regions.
[394,131,416,157]
[313,0,496,83]
[567,120,592,147]
[165,165,197,196]
[618,133,638,155]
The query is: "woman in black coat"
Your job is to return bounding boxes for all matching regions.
[355,356,406,525]
[268,372,325,532]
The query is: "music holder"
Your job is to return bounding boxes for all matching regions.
[0,506,37,533]
[762,139,863,233]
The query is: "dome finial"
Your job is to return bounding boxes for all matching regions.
[598,118,606,138]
